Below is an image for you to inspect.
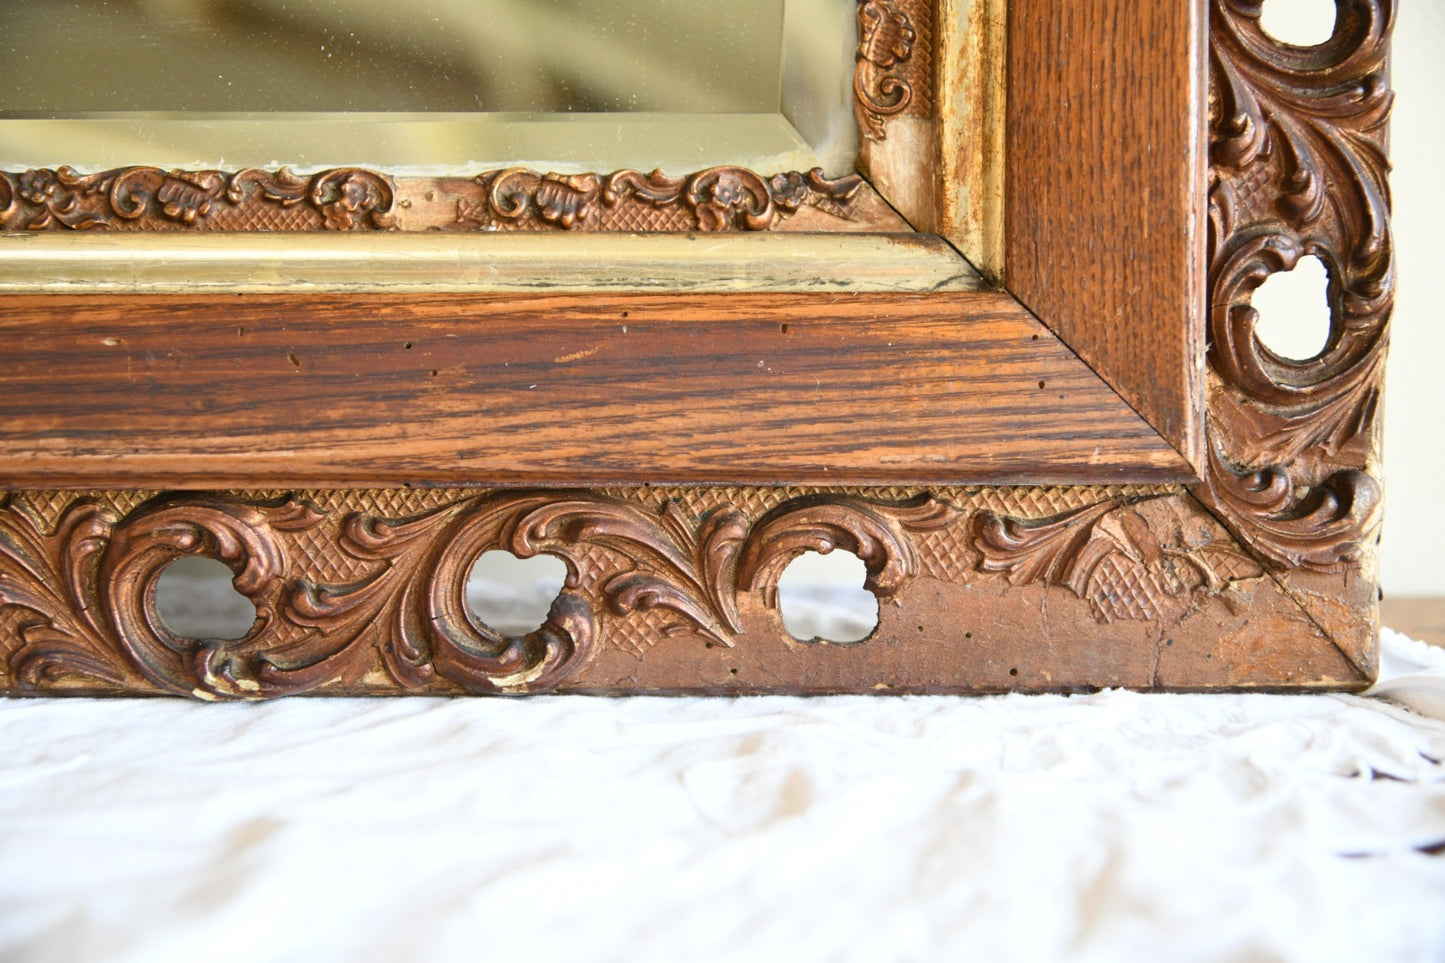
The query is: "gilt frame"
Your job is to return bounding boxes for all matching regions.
[0,0,1394,696]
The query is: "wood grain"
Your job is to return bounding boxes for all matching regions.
[0,291,1191,489]
[1007,0,1207,469]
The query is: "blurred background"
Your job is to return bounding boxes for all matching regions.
[1258,0,1443,621]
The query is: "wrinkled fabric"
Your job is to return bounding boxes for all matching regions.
[2,628,1442,963]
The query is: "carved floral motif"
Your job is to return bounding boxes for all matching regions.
[3,489,946,696]
[1201,0,1393,572]
[467,166,862,232]
[0,164,862,233]
[0,166,397,231]
[855,0,919,140]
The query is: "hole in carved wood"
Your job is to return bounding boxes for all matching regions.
[777,550,878,644]
[1253,255,1333,361]
[1259,0,1337,46]
[153,557,257,641]
[466,551,569,637]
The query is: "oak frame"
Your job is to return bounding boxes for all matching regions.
[0,0,1394,697]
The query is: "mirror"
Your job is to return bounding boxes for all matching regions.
[0,0,859,175]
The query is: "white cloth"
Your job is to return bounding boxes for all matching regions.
[2,628,1443,963]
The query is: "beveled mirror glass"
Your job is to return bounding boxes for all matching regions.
[0,0,860,174]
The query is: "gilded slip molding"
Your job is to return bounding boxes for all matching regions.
[0,165,867,234]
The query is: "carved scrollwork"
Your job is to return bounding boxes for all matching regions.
[1201,0,1394,571]
[471,166,862,232]
[0,496,138,689]
[0,492,604,698]
[972,495,1267,624]
[739,494,961,605]
[854,0,918,140]
[0,166,397,231]
[497,497,749,648]
[1,482,1356,697]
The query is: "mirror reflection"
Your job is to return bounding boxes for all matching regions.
[2,0,785,113]
[0,0,858,174]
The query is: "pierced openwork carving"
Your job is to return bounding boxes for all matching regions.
[1201,0,1393,573]
[5,484,1338,698]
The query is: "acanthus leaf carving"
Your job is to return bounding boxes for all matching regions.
[972,495,1268,624]
[738,494,961,606]
[498,496,748,648]
[1200,0,1393,573]
[0,496,137,688]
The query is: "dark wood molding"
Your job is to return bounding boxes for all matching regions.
[0,290,1191,488]
[1006,0,1209,470]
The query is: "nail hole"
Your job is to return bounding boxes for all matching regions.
[1038,380,1046,389]
[776,550,878,644]
[780,323,790,334]
[729,668,739,676]
[1253,255,1332,361]
[403,341,413,350]
[466,550,568,636]
[1030,334,1039,341]
[621,311,630,318]
[1259,0,1336,46]
[286,352,300,367]
[153,557,257,641]
[236,326,245,337]
[429,369,439,377]
[1009,667,1019,677]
